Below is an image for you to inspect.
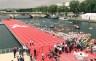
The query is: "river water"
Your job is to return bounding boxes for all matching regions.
[0,24,21,49]
[0,16,96,49]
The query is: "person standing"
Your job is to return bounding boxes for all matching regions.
[91,45,93,54]
[27,48,30,56]
[64,44,68,53]
[30,40,34,46]
[59,47,62,54]
[19,47,24,56]
[13,47,17,58]
[17,56,19,61]
[19,56,24,61]
[42,52,44,61]
[34,49,36,57]
[30,55,33,61]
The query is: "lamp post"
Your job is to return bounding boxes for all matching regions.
[88,17,93,30]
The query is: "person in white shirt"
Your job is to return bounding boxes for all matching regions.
[30,40,34,46]
[59,47,62,54]
[42,52,44,61]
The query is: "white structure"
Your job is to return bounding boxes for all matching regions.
[81,13,96,20]
[56,2,69,7]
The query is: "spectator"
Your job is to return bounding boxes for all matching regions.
[94,58,96,61]
[19,56,24,61]
[42,52,44,61]
[13,46,17,58]
[27,48,30,56]
[90,59,93,61]
[18,47,24,56]
[34,49,36,56]
[59,47,62,54]
[30,40,34,46]
[30,55,32,61]
[17,56,19,61]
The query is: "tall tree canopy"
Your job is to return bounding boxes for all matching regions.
[69,0,79,14]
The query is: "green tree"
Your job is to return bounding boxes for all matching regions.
[79,0,96,13]
[57,6,69,12]
[69,0,79,16]
[86,0,96,13]
[79,1,87,13]
[48,5,58,14]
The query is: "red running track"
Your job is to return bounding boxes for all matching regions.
[2,19,64,60]
[2,19,96,61]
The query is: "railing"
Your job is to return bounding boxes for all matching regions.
[0,48,37,61]
[0,48,13,54]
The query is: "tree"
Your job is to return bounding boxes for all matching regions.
[48,5,58,14]
[69,0,80,16]
[86,0,96,13]
[79,0,96,13]
[57,5,69,12]
[79,1,88,13]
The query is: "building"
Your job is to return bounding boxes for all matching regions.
[56,2,69,7]
[81,13,96,20]
[0,9,7,13]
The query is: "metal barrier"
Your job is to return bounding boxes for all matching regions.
[0,48,13,54]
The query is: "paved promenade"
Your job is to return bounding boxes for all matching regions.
[0,52,30,61]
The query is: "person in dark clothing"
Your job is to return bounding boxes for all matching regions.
[90,59,93,61]
[62,46,64,52]
[30,55,32,61]
[94,58,96,61]
[53,51,60,61]
[64,44,68,53]
[34,49,36,56]
[13,47,17,58]
[69,45,72,53]
[80,45,83,51]
[19,47,24,56]
[54,47,58,53]
[19,56,24,61]
[91,45,93,54]
[27,48,30,56]
[69,43,73,53]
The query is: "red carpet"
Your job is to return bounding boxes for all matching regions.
[2,19,96,61]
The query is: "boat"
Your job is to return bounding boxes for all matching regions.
[59,17,69,20]
[89,27,93,29]
[50,25,54,28]
[50,15,59,19]
[69,22,72,23]
[73,25,80,29]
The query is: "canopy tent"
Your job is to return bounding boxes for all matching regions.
[81,13,96,20]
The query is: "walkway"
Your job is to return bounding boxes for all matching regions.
[0,52,30,61]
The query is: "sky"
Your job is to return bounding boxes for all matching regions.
[0,0,84,8]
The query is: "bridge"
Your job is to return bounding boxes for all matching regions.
[0,12,50,19]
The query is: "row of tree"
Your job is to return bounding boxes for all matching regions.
[17,5,69,14]
[17,0,96,14]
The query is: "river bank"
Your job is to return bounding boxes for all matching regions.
[69,17,96,23]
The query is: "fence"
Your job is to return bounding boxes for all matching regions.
[0,48,13,54]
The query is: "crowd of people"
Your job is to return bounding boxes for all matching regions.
[12,29,96,61]
[55,32,96,53]
[12,45,31,61]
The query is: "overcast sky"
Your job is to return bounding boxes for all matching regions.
[0,0,84,8]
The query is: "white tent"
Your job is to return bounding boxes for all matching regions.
[81,13,96,20]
